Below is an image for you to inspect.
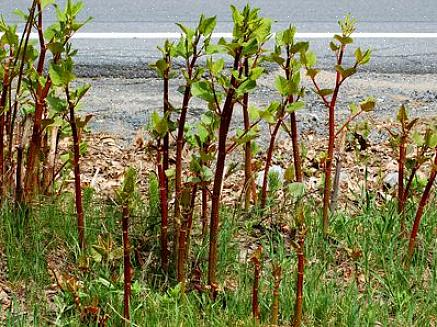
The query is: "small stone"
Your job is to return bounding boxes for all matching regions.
[0,290,10,308]
[383,172,399,188]
[256,165,284,188]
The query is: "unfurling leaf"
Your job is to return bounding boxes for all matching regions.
[397,104,408,123]
[286,101,305,113]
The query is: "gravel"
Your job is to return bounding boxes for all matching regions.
[79,70,437,146]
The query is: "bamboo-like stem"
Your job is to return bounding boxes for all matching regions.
[174,35,201,255]
[67,87,85,250]
[242,58,254,210]
[23,2,50,200]
[330,129,347,212]
[177,184,197,291]
[201,186,208,238]
[0,58,10,199]
[271,263,282,326]
[10,1,37,204]
[208,49,241,297]
[407,148,437,262]
[321,45,345,236]
[260,120,282,208]
[284,45,303,184]
[398,134,407,215]
[156,141,169,272]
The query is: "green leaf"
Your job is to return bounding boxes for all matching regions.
[74,83,91,103]
[316,88,334,97]
[191,81,215,103]
[151,112,168,138]
[306,68,320,79]
[196,124,209,144]
[284,165,295,182]
[335,65,356,79]
[47,42,64,56]
[154,58,169,77]
[42,0,55,9]
[286,101,305,113]
[176,23,195,38]
[301,50,317,68]
[426,131,437,148]
[359,49,371,65]
[47,95,67,113]
[12,9,28,21]
[359,97,376,112]
[236,79,256,95]
[329,41,340,52]
[348,103,359,115]
[248,106,260,121]
[411,130,425,147]
[275,76,298,96]
[334,34,353,45]
[281,26,296,45]
[210,58,224,75]
[290,41,308,54]
[49,60,75,87]
[121,167,137,200]
[199,16,216,36]
[249,67,264,80]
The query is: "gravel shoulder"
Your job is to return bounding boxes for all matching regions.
[80,70,437,146]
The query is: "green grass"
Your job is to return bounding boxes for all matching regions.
[1,190,437,326]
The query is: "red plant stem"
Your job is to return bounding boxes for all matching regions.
[177,184,197,288]
[156,141,169,272]
[398,134,407,214]
[403,165,419,206]
[0,59,10,199]
[24,2,50,200]
[271,263,282,326]
[122,202,132,323]
[260,118,282,208]
[293,229,305,327]
[407,148,437,261]
[242,58,253,210]
[321,46,345,236]
[163,51,170,180]
[201,185,208,238]
[9,1,36,201]
[67,87,85,250]
[330,129,346,212]
[174,36,200,224]
[290,112,303,182]
[208,49,241,296]
[285,45,303,183]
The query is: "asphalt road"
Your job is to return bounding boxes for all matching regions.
[2,1,437,75]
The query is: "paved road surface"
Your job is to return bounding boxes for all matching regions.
[2,0,437,75]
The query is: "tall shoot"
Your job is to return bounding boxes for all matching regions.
[406,129,437,263]
[117,168,137,324]
[260,26,307,207]
[173,15,216,261]
[304,16,371,235]
[197,5,271,296]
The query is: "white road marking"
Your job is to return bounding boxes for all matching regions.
[25,32,437,39]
